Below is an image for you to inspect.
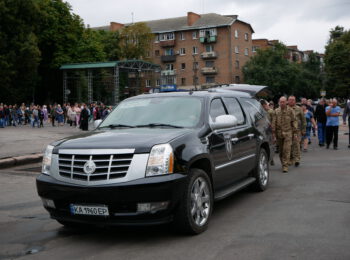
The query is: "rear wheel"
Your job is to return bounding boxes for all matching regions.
[174,168,213,235]
[251,149,269,191]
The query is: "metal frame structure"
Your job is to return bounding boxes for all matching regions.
[60,60,161,105]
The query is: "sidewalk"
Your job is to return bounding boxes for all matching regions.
[0,122,94,168]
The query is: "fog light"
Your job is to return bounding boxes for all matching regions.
[137,202,169,214]
[41,198,55,209]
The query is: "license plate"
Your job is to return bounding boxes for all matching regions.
[70,204,109,216]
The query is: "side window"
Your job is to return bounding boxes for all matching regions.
[222,97,245,125]
[240,98,265,122]
[210,98,227,121]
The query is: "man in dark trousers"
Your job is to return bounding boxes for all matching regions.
[80,103,89,131]
[343,99,350,149]
[314,98,327,146]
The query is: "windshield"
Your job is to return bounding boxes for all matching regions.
[99,96,203,128]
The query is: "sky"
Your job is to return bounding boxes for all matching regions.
[66,0,350,53]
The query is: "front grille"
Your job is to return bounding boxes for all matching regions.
[58,152,134,182]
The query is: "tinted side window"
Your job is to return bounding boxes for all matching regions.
[210,98,227,121]
[240,98,265,122]
[222,97,245,125]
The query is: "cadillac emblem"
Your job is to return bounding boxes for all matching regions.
[83,160,96,175]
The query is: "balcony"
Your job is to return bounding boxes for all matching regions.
[201,67,218,75]
[161,55,176,62]
[159,40,176,47]
[199,36,217,43]
[161,69,176,76]
[201,51,218,59]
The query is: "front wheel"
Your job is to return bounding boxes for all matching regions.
[251,149,269,192]
[174,168,213,235]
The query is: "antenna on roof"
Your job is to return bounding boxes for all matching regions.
[131,12,134,24]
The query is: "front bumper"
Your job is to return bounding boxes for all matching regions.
[36,173,187,226]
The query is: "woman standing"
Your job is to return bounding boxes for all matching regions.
[301,104,317,152]
[55,104,64,126]
[42,105,48,123]
[74,103,81,128]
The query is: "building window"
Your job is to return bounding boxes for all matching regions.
[180,48,186,55]
[244,48,249,56]
[159,32,175,41]
[155,50,160,56]
[205,45,214,52]
[180,32,185,40]
[244,33,249,41]
[199,28,217,37]
[235,46,239,54]
[206,76,215,84]
[192,46,198,54]
[146,79,151,87]
[234,30,238,39]
[235,60,239,69]
[181,63,186,70]
[155,34,160,42]
[192,31,197,39]
[181,78,186,86]
[156,79,160,86]
[165,63,174,70]
[205,61,214,67]
[165,48,174,56]
[235,76,240,83]
[193,62,199,70]
[252,46,258,52]
[194,76,199,85]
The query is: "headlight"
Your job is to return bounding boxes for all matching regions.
[146,144,174,177]
[42,145,54,175]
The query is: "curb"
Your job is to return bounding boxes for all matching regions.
[0,154,43,169]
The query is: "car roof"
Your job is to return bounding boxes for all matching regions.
[127,90,251,100]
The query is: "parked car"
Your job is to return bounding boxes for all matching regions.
[36,86,273,234]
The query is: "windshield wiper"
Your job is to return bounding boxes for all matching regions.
[135,123,184,128]
[99,124,135,129]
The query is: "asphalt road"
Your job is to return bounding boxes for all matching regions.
[0,133,349,260]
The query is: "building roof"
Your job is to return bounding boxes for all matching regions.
[94,13,254,33]
[60,60,160,70]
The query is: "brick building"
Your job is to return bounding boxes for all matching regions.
[98,12,254,90]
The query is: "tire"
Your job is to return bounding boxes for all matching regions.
[251,149,269,192]
[174,168,213,235]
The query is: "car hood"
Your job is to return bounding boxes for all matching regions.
[52,128,193,153]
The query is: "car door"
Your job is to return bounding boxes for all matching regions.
[222,97,256,179]
[208,98,242,190]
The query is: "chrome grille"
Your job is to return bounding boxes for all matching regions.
[58,152,134,182]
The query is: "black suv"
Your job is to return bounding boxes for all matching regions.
[36,86,273,234]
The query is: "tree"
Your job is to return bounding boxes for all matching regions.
[324,26,350,98]
[0,0,41,103]
[243,43,299,96]
[118,22,153,60]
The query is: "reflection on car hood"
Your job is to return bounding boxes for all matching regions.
[52,128,193,153]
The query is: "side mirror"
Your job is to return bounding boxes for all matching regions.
[94,119,102,129]
[211,115,238,130]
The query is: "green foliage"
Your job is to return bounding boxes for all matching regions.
[119,22,153,60]
[324,26,350,98]
[243,42,322,98]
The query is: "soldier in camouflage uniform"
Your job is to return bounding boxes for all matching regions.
[288,96,306,167]
[272,96,298,173]
[260,99,275,165]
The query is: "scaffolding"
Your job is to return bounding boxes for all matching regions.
[60,60,161,105]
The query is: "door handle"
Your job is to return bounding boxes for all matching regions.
[248,134,254,139]
[231,137,239,143]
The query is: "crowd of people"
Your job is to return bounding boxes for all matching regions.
[0,102,113,131]
[261,97,350,173]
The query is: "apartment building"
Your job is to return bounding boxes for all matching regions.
[100,12,254,90]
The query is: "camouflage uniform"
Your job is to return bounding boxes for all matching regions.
[272,106,298,172]
[289,105,306,165]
